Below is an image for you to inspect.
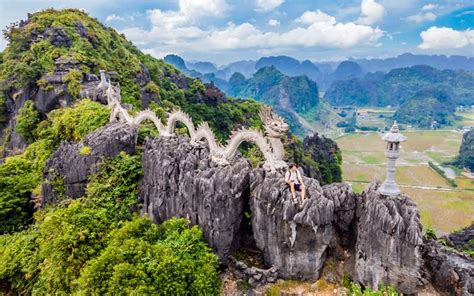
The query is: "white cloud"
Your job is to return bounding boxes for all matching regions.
[407,12,437,23]
[123,10,383,54]
[147,0,229,29]
[357,0,385,25]
[419,27,474,49]
[121,3,383,57]
[296,10,336,25]
[106,14,133,22]
[422,4,438,11]
[255,0,284,12]
[268,19,280,27]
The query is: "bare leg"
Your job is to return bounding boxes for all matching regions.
[300,184,306,202]
[289,182,297,202]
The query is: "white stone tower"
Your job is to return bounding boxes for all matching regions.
[379,121,407,196]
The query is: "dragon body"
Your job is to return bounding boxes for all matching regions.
[101,71,289,171]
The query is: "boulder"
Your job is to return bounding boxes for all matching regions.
[139,136,252,261]
[421,239,474,296]
[42,122,137,204]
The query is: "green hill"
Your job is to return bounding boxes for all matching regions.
[394,89,457,128]
[228,66,339,136]
[325,65,474,107]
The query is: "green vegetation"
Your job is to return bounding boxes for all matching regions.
[227,66,335,136]
[451,130,474,172]
[0,151,220,295]
[394,89,456,128]
[0,99,110,234]
[15,100,39,142]
[79,145,91,155]
[325,65,474,109]
[342,275,399,296]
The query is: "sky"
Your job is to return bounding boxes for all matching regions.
[0,0,473,65]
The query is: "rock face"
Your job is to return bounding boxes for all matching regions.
[249,169,357,279]
[139,136,252,261]
[353,183,423,294]
[42,122,137,204]
[421,239,474,296]
[38,123,472,294]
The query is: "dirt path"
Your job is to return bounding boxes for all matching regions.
[346,180,471,192]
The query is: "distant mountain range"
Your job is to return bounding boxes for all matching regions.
[164,54,474,130]
[165,53,474,92]
[325,65,474,107]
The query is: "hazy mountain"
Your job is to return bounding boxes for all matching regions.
[352,53,474,73]
[186,61,217,74]
[255,56,321,81]
[219,60,256,79]
[331,61,363,81]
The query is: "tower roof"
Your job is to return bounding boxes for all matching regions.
[382,121,407,142]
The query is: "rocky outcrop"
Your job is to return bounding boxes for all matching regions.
[249,169,357,279]
[421,239,474,296]
[447,224,474,250]
[353,183,423,294]
[42,122,137,204]
[139,136,252,261]
[229,256,278,287]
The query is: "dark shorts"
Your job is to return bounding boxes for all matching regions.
[288,183,302,191]
[295,184,302,191]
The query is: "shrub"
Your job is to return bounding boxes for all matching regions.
[62,69,83,99]
[75,217,221,295]
[0,229,41,294]
[79,145,91,155]
[15,100,39,142]
[85,151,143,221]
[425,227,437,240]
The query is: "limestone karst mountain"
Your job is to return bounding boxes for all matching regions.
[0,8,473,296]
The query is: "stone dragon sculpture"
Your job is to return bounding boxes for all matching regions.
[99,70,289,171]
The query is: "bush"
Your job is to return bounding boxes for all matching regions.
[75,217,220,295]
[425,227,437,240]
[0,229,41,294]
[15,100,39,142]
[62,69,83,99]
[85,151,143,221]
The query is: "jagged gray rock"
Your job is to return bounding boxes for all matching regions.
[139,136,252,261]
[42,122,137,204]
[249,169,357,279]
[353,182,423,294]
[421,239,474,296]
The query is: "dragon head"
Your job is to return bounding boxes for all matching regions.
[259,106,289,138]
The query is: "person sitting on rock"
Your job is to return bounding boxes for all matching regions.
[285,163,306,204]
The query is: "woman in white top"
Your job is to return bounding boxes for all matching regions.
[284,163,306,204]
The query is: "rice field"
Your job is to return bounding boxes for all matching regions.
[337,130,473,236]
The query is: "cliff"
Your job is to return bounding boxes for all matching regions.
[40,123,473,294]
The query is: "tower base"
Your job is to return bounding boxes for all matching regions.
[378,180,400,196]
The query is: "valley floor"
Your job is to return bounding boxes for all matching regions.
[336,129,473,236]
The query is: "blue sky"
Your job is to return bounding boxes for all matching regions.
[0,0,473,65]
